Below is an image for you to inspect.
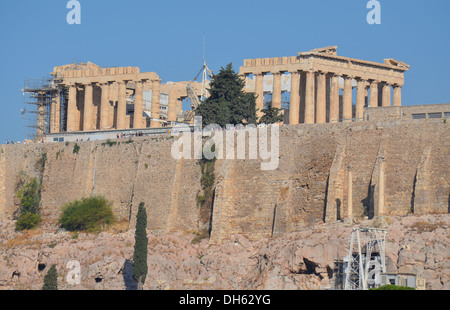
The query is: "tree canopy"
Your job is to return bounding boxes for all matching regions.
[195,63,257,127]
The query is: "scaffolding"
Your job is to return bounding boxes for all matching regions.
[22,77,61,140]
[343,227,387,290]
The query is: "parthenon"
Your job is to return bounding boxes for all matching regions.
[24,46,410,138]
[239,46,410,124]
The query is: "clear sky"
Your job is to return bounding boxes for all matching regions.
[0,0,449,143]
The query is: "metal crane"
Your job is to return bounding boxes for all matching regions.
[185,33,213,123]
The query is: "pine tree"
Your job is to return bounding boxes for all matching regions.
[195,63,257,127]
[42,264,58,290]
[133,202,148,289]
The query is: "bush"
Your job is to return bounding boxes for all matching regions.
[16,212,41,231]
[58,196,115,233]
[73,143,80,154]
[17,177,41,215]
[15,176,42,231]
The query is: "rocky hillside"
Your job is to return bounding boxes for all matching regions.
[0,213,447,290]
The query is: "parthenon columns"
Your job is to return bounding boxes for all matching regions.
[382,82,391,107]
[67,84,77,132]
[117,81,127,130]
[393,84,402,107]
[150,79,161,128]
[316,72,326,124]
[168,90,178,122]
[369,80,379,108]
[99,82,110,130]
[289,71,300,125]
[243,70,405,126]
[272,72,282,109]
[330,74,340,123]
[255,73,264,117]
[304,71,315,124]
[342,76,353,122]
[83,83,94,131]
[133,80,144,129]
[355,79,366,120]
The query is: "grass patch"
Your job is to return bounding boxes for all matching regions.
[409,221,447,234]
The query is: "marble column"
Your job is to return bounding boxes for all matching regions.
[255,73,264,117]
[369,80,379,108]
[289,71,300,125]
[316,72,326,124]
[330,74,340,123]
[100,82,110,130]
[150,79,161,128]
[168,91,178,122]
[50,91,61,133]
[117,81,127,130]
[304,71,315,124]
[133,80,144,129]
[393,84,402,107]
[356,78,366,120]
[83,83,94,131]
[382,83,391,107]
[342,76,353,122]
[67,84,77,132]
[272,72,282,109]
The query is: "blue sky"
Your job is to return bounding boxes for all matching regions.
[0,0,449,143]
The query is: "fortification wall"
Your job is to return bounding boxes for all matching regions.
[0,120,448,243]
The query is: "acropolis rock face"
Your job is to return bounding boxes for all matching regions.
[0,119,448,290]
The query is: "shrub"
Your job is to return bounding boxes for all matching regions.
[15,176,42,231]
[17,177,41,215]
[58,196,115,233]
[16,212,41,231]
[371,284,415,290]
[73,143,80,154]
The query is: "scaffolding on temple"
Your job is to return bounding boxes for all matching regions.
[21,77,64,140]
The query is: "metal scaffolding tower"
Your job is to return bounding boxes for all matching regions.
[344,227,387,290]
[22,77,60,140]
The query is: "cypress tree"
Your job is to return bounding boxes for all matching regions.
[133,202,148,289]
[42,264,58,290]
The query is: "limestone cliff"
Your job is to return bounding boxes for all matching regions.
[0,120,448,243]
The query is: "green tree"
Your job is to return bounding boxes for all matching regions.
[195,63,257,127]
[133,202,148,289]
[42,264,58,290]
[258,100,284,124]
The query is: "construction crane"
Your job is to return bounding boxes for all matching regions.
[184,33,213,123]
